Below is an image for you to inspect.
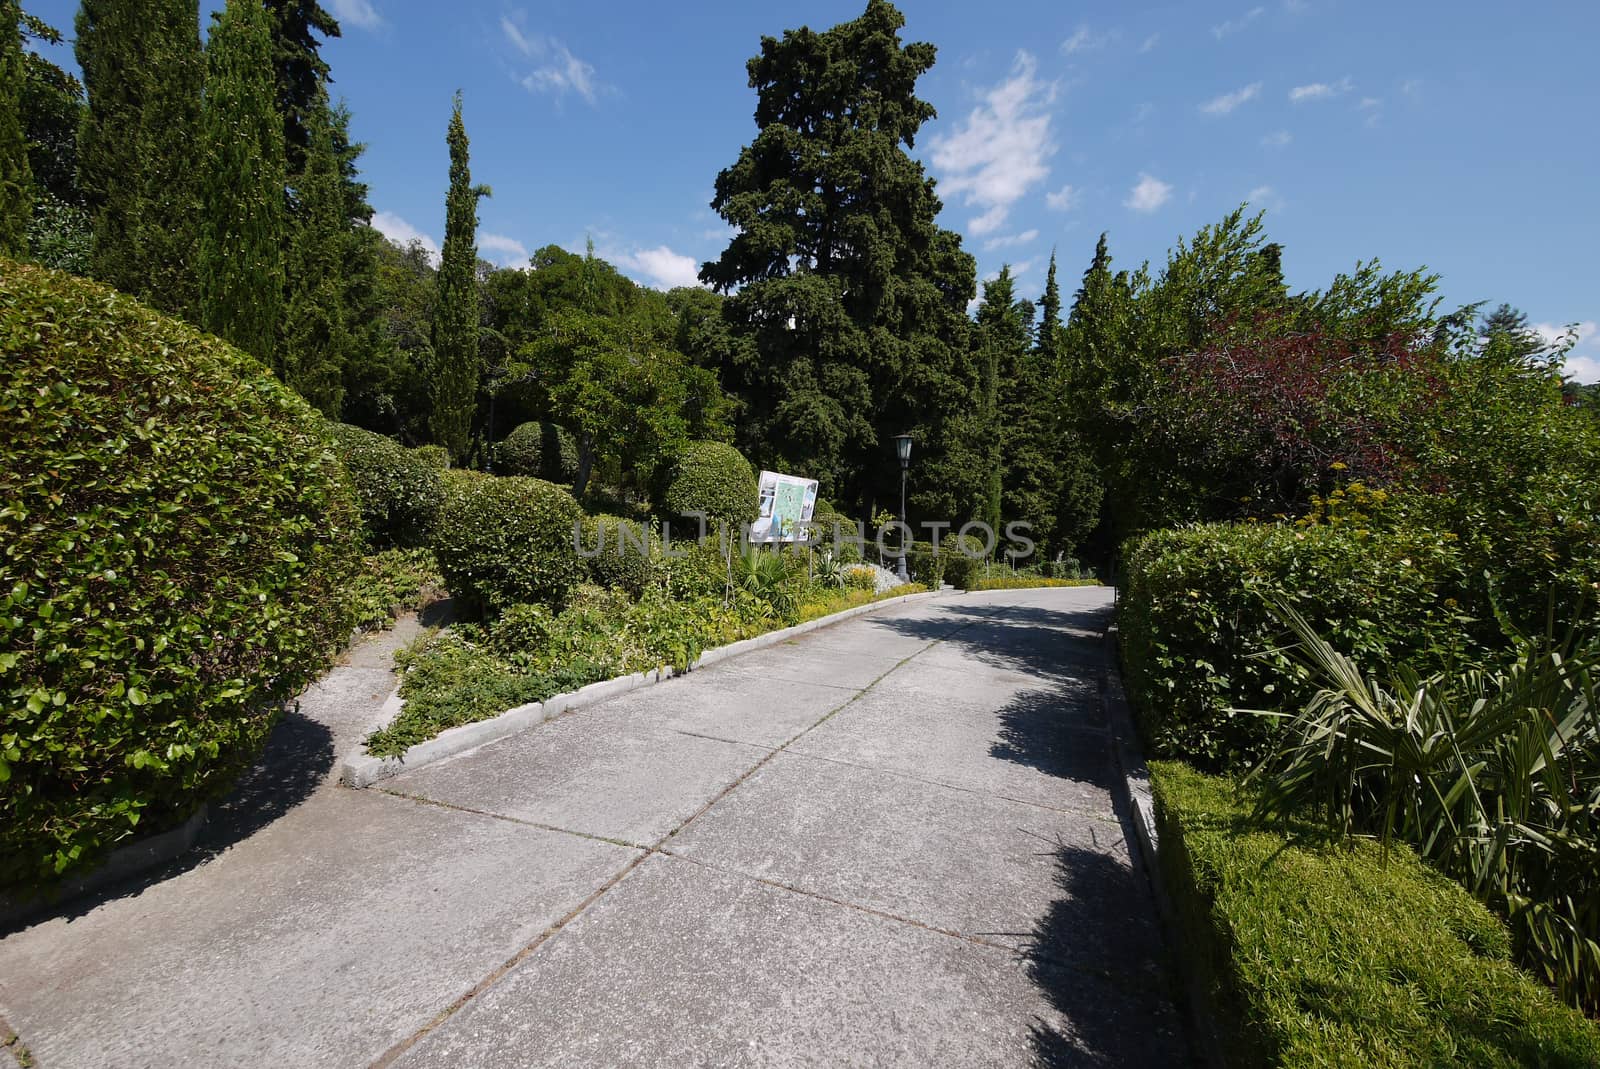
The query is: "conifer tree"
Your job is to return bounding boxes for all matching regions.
[430,91,489,461]
[75,0,202,314]
[280,87,350,413]
[0,0,32,255]
[261,0,340,176]
[199,0,285,362]
[1036,251,1061,368]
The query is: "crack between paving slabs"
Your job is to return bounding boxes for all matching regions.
[367,618,960,1067]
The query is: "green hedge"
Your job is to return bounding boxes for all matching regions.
[497,421,578,483]
[1118,522,1466,770]
[430,474,585,613]
[326,422,444,547]
[0,260,360,886]
[661,440,756,529]
[580,513,656,597]
[1151,762,1600,1067]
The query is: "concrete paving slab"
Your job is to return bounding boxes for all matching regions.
[787,680,1118,813]
[395,854,1186,1068]
[598,663,857,748]
[0,791,636,1069]
[667,750,1157,964]
[384,704,770,845]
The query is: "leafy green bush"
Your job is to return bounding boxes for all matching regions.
[412,444,450,471]
[580,513,656,596]
[497,421,578,482]
[1118,521,1466,770]
[346,548,445,633]
[326,422,444,548]
[661,440,756,529]
[905,541,946,588]
[430,475,585,614]
[966,576,1099,591]
[0,260,360,886]
[1151,762,1600,1067]
[842,564,878,592]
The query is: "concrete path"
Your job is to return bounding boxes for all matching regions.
[0,588,1190,1068]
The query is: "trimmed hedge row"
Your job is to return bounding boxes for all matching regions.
[431,474,585,614]
[1,261,360,886]
[1118,522,1467,770]
[1150,762,1600,1066]
[326,422,444,547]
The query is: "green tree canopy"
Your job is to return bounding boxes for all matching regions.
[429,91,488,461]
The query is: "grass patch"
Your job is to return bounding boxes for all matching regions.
[346,547,445,633]
[1150,761,1600,1067]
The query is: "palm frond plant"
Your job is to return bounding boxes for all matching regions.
[1242,602,1600,1012]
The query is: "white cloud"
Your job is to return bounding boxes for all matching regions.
[501,16,536,56]
[521,43,600,105]
[1124,172,1173,214]
[1538,322,1600,383]
[328,0,382,30]
[1201,82,1262,116]
[1289,76,1353,103]
[1246,184,1285,212]
[478,232,529,267]
[1212,6,1265,39]
[1139,33,1160,53]
[370,211,439,267]
[983,229,1039,251]
[1045,184,1079,211]
[1261,129,1292,147]
[612,245,704,290]
[929,51,1057,237]
[1061,25,1114,55]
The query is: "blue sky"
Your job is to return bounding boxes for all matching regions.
[25,0,1600,379]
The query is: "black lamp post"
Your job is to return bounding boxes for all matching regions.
[893,433,913,582]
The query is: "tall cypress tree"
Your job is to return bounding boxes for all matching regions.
[199,0,284,362]
[280,87,349,413]
[1036,252,1061,368]
[430,91,489,461]
[75,0,202,314]
[0,0,32,255]
[261,0,339,176]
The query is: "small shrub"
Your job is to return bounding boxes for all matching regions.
[0,260,360,886]
[966,576,1100,591]
[346,548,445,633]
[430,475,585,614]
[661,440,757,530]
[412,444,450,471]
[497,421,578,482]
[905,541,946,589]
[580,513,656,597]
[326,422,444,547]
[843,564,878,592]
[1151,762,1600,1067]
[1118,521,1467,770]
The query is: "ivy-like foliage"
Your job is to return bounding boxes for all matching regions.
[0,260,360,887]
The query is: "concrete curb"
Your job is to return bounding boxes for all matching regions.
[1099,623,1167,923]
[0,803,210,931]
[339,588,949,789]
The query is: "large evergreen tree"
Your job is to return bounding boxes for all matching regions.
[199,0,285,362]
[1036,252,1062,370]
[701,0,977,516]
[261,0,339,175]
[0,0,32,255]
[280,87,350,413]
[75,0,203,315]
[430,91,488,461]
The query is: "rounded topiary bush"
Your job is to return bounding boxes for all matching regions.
[0,260,361,887]
[326,422,444,548]
[498,421,578,483]
[412,444,450,471]
[581,513,656,597]
[661,441,756,530]
[431,475,585,613]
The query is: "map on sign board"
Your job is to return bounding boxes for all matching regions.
[750,470,819,543]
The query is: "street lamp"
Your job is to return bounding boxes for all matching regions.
[893,433,913,582]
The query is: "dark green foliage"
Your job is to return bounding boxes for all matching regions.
[580,513,655,596]
[345,547,443,633]
[199,0,285,363]
[25,192,90,274]
[430,474,584,613]
[75,0,203,317]
[660,440,757,529]
[0,260,360,887]
[344,232,434,441]
[1118,522,1467,770]
[429,92,488,462]
[702,0,977,512]
[280,88,350,414]
[326,422,444,548]
[497,420,578,481]
[17,12,82,207]
[261,0,339,176]
[411,444,449,471]
[0,0,32,255]
[1150,763,1600,1066]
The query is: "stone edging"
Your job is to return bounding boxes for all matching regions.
[338,588,949,789]
[0,803,210,931]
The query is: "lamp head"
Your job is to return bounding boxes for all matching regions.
[893,433,913,466]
